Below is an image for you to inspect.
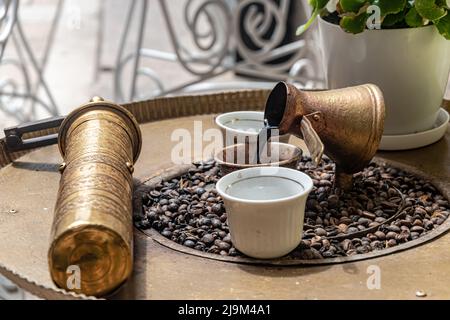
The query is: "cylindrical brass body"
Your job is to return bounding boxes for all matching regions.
[48,99,142,297]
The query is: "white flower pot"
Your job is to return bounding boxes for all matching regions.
[318,16,450,135]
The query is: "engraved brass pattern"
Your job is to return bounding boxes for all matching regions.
[48,99,142,297]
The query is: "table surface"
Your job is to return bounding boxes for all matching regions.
[0,114,449,300]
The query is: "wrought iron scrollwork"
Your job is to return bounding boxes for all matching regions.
[114,0,325,102]
[0,0,60,123]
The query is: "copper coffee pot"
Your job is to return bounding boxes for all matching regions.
[264,82,385,190]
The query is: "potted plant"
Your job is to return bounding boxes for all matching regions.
[297,0,450,145]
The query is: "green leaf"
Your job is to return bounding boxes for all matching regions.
[405,7,424,26]
[372,0,407,16]
[296,0,329,36]
[436,0,449,7]
[309,0,329,10]
[415,0,448,21]
[340,0,368,13]
[296,8,319,35]
[383,10,407,26]
[340,12,368,33]
[317,0,330,9]
[435,10,450,39]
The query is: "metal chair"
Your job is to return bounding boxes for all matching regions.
[0,0,62,124]
[109,0,325,102]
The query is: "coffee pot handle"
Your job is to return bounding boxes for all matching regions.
[300,117,324,166]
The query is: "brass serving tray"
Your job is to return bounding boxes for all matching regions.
[1,91,449,300]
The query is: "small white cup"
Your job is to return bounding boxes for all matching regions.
[215,111,289,146]
[216,167,313,259]
[215,111,265,147]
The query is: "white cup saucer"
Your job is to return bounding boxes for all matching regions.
[379,108,449,151]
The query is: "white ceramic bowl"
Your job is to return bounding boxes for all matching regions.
[216,167,313,259]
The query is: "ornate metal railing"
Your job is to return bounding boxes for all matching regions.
[0,0,63,300]
[0,0,61,124]
[113,0,325,102]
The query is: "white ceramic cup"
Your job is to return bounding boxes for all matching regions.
[215,111,289,146]
[216,167,313,259]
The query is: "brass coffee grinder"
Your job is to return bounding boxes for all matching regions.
[264,82,385,190]
[49,98,142,297]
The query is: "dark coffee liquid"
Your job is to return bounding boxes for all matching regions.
[256,120,279,164]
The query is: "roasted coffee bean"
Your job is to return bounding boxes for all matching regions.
[138,158,449,260]
[367,233,378,241]
[375,217,386,224]
[347,227,359,234]
[150,190,161,198]
[211,218,222,229]
[361,211,376,219]
[199,218,212,226]
[358,217,371,226]
[327,195,339,208]
[386,232,397,240]
[161,230,172,238]
[387,225,401,233]
[196,188,206,195]
[340,239,352,251]
[356,245,370,254]
[387,239,397,247]
[414,207,427,216]
[310,240,322,250]
[211,203,222,214]
[371,240,384,250]
[322,250,334,257]
[400,220,412,228]
[217,241,231,251]
[184,240,196,248]
[218,231,227,238]
[338,224,348,233]
[424,220,434,230]
[410,232,420,240]
[315,228,327,236]
[396,231,410,243]
[368,222,380,228]
[167,203,179,212]
[411,226,425,233]
[201,234,215,245]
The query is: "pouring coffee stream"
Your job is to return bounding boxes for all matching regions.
[255,119,278,165]
[262,82,386,191]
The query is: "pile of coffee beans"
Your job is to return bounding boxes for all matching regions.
[135,157,450,260]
